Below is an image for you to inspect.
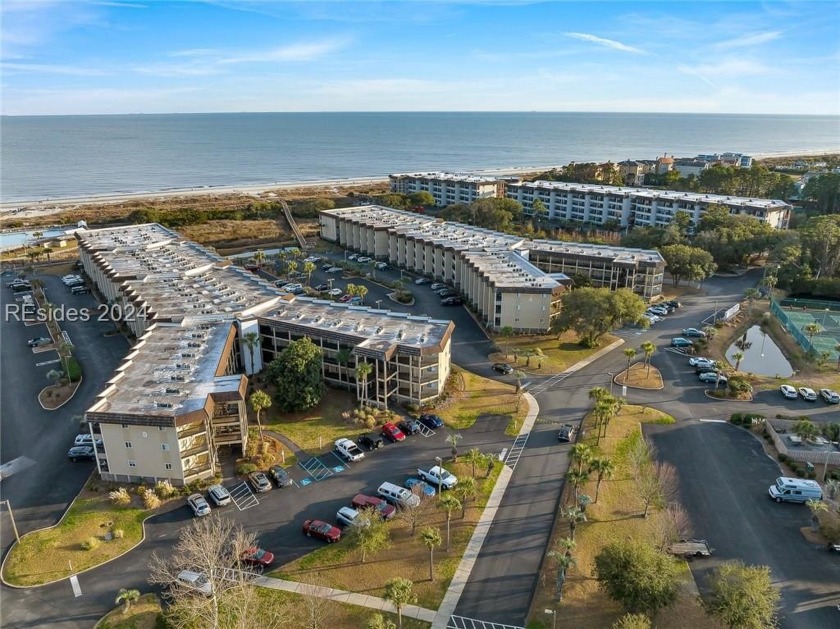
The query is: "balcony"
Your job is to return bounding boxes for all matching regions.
[180,442,210,459]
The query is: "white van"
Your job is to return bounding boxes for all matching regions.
[377,481,420,509]
[768,477,822,503]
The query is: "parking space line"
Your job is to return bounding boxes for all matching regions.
[417,424,435,438]
[298,456,335,481]
[448,615,525,629]
[228,481,259,511]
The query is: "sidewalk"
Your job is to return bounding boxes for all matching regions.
[254,574,437,623]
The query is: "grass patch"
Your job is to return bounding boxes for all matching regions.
[263,389,362,453]
[3,496,146,586]
[437,367,529,433]
[271,460,503,610]
[616,362,664,390]
[490,332,619,375]
[528,405,706,629]
[95,593,162,629]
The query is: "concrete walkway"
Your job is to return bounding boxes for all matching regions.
[253,574,437,623]
[430,391,539,629]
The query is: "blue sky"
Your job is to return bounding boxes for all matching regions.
[2,0,838,115]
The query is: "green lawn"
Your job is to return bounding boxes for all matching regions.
[263,389,364,453]
[438,367,529,434]
[3,497,146,586]
[491,332,620,375]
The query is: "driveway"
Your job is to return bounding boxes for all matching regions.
[647,421,840,629]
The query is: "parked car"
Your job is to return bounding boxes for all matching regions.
[780,384,798,399]
[558,423,578,442]
[698,372,727,384]
[688,357,714,367]
[441,296,463,306]
[187,493,211,517]
[357,256,372,263]
[429,283,446,291]
[268,465,293,487]
[404,477,436,497]
[681,328,706,338]
[249,471,272,493]
[397,418,422,435]
[339,294,353,302]
[798,387,818,401]
[176,570,212,596]
[207,484,231,506]
[67,445,95,461]
[381,422,405,442]
[240,547,274,568]
[335,437,365,462]
[418,413,444,429]
[436,289,455,298]
[326,266,343,273]
[492,362,514,375]
[302,519,341,543]
[322,263,333,271]
[274,279,289,287]
[11,283,32,292]
[28,337,52,347]
[328,288,342,296]
[648,306,669,316]
[74,433,103,447]
[313,283,329,291]
[665,300,681,309]
[695,364,717,374]
[285,283,304,294]
[375,262,390,270]
[351,494,396,519]
[670,337,694,348]
[417,465,458,489]
[348,296,363,305]
[414,277,430,285]
[304,256,322,263]
[347,254,358,261]
[820,388,840,404]
[71,286,91,295]
[336,506,366,527]
[358,432,384,450]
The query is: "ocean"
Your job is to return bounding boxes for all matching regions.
[1,112,838,203]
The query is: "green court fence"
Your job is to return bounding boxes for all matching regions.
[771,297,840,362]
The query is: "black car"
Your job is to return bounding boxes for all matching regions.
[437,289,455,298]
[268,465,293,487]
[418,414,444,429]
[665,300,681,309]
[441,296,463,306]
[397,418,422,435]
[274,279,289,287]
[492,362,513,375]
[313,283,329,291]
[68,445,95,461]
[358,432,384,450]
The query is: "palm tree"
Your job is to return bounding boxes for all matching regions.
[548,536,577,600]
[286,259,298,279]
[734,333,752,352]
[806,499,828,532]
[446,432,463,461]
[561,506,587,541]
[243,331,260,374]
[419,527,442,582]
[512,369,525,394]
[499,326,514,357]
[588,386,609,403]
[569,443,592,474]
[248,390,271,443]
[438,493,461,552]
[383,577,416,629]
[303,260,316,285]
[732,351,745,371]
[46,369,63,386]
[566,469,590,504]
[804,322,822,345]
[762,272,778,298]
[355,360,373,407]
[703,325,717,339]
[455,476,477,518]
[589,458,615,503]
[463,447,484,478]
[115,588,140,615]
[623,348,637,375]
[336,347,352,385]
[743,287,760,316]
[355,284,368,304]
[641,341,655,376]
[58,341,73,380]
[253,249,266,268]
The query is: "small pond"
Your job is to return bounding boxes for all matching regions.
[726,325,793,377]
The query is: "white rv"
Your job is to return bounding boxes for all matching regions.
[768,477,822,504]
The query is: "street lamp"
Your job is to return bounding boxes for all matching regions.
[544,609,556,629]
[0,500,20,544]
[435,456,443,497]
[375,299,382,310]
[606,372,615,396]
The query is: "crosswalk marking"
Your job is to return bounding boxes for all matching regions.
[448,615,525,629]
[504,433,530,470]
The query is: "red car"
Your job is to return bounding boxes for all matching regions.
[381,422,405,442]
[351,494,396,520]
[240,547,275,568]
[303,519,341,543]
[339,294,352,302]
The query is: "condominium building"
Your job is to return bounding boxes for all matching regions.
[390,172,503,207]
[77,223,453,485]
[320,206,666,328]
[505,180,791,229]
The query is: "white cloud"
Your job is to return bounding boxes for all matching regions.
[680,59,772,80]
[2,62,111,76]
[714,31,782,51]
[221,40,349,64]
[564,32,646,55]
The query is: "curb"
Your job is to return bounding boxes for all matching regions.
[37,376,82,411]
[703,390,753,402]
[614,365,664,391]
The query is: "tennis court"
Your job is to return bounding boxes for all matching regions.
[771,298,840,362]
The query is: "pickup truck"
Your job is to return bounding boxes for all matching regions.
[417,465,458,489]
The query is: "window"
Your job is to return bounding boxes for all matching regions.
[121,423,129,429]
[159,426,166,431]
[128,460,136,468]
[165,463,173,470]
[125,441,132,448]
[161,444,170,452]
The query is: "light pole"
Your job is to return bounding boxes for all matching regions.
[435,456,443,498]
[544,609,556,629]
[606,372,615,396]
[328,278,334,291]
[375,299,382,310]
[0,500,20,544]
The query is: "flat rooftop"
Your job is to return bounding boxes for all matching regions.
[91,321,239,419]
[527,239,666,266]
[391,172,500,184]
[461,250,561,290]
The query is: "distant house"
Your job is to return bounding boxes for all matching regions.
[673,159,710,178]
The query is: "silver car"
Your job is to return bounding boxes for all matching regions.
[207,484,231,506]
[187,493,211,517]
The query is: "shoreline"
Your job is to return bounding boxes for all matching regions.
[1,151,836,223]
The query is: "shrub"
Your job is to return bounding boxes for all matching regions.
[154,480,176,499]
[794,467,806,478]
[778,453,788,464]
[730,413,743,425]
[112,529,125,539]
[237,463,258,476]
[256,453,274,468]
[143,492,162,510]
[66,356,82,382]
[109,487,131,507]
[81,536,101,551]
